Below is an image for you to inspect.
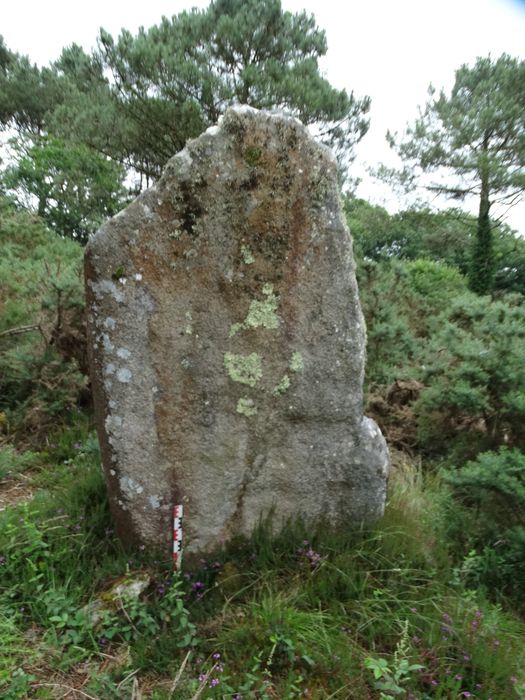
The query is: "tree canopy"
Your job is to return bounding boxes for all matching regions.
[384,54,525,294]
[88,0,370,180]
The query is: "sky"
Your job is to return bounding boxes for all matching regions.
[2,0,525,233]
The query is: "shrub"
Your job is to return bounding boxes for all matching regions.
[415,293,525,457]
[443,448,525,608]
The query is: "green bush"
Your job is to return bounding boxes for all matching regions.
[415,294,525,457]
[444,448,525,608]
[0,197,87,443]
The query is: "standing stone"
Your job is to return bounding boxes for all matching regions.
[85,106,389,555]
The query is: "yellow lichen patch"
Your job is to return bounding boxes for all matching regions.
[236,397,257,416]
[229,283,280,337]
[272,374,291,396]
[240,245,255,264]
[224,352,263,387]
[290,352,304,372]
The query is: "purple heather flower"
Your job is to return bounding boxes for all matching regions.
[212,652,221,660]
[209,678,219,688]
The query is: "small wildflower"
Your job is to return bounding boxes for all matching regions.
[99,637,108,646]
[212,652,221,660]
[410,607,417,613]
[510,677,518,684]
[0,555,6,565]
[461,693,472,698]
[216,664,224,673]
[431,679,438,686]
[209,678,220,688]
[455,674,463,681]
[198,673,206,682]
[463,654,470,661]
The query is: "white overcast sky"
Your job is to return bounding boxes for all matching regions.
[2,0,525,233]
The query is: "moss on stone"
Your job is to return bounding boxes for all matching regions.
[224,352,263,387]
[244,146,262,167]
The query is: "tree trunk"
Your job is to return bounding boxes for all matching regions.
[469,133,494,295]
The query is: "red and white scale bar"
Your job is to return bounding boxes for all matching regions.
[172,504,184,569]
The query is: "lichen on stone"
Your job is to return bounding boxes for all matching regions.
[272,374,291,396]
[229,322,242,338]
[236,397,257,416]
[240,245,255,264]
[184,311,193,335]
[229,283,280,337]
[290,352,304,372]
[244,284,280,330]
[224,352,263,387]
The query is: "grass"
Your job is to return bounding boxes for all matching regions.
[0,428,524,699]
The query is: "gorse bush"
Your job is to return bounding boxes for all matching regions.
[444,448,525,608]
[415,294,525,457]
[0,196,87,443]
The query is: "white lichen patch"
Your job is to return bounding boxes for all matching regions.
[102,334,114,352]
[116,368,132,383]
[236,397,257,416]
[185,311,193,335]
[105,415,123,433]
[89,279,125,303]
[148,495,162,509]
[120,476,144,499]
[224,352,263,387]
[134,273,143,281]
[289,352,304,372]
[240,245,255,264]
[104,363,116,376]
[117,347,131,359]
[272,374,291,396]
[104,317,116,330]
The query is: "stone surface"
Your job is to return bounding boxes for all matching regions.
[85,106,389,555]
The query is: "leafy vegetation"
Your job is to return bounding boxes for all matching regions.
[1,5,524,698]
[382,54,525,294]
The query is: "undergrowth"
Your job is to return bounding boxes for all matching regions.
[1,429,524,699]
